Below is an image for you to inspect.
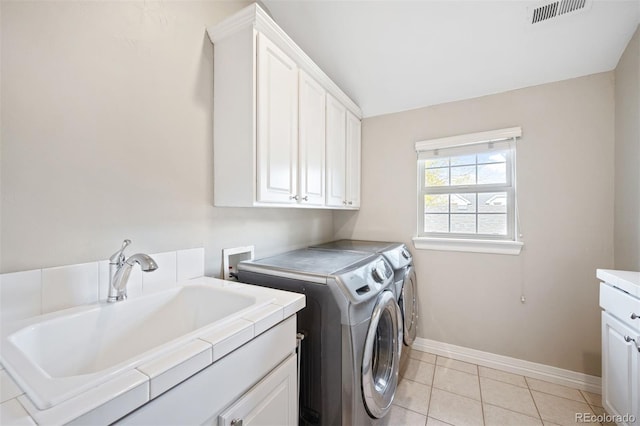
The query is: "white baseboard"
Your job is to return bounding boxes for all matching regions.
[413,337,602,394]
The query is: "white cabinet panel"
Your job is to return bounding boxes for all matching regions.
[326,96,361,209]
[602,312,639,425]
[218,354,297,426]
[298,71,326,206]
[599,276,640,426]
[346,111,361,208]
[326,94,347,207]
[257,33,299,204]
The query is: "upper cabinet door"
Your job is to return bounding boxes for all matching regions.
[298,71,326,206]
[256,33,299,204]
[346,111,361,208]
[325,94,347,207]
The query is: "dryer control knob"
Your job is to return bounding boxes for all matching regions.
[402,249,411,260]
[372,264,385,283]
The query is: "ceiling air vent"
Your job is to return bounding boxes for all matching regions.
[530,0,589,24]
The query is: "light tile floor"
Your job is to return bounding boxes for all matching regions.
[382,349,611,426]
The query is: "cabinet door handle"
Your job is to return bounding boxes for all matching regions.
[624,336,640,352]
[348,201,353,205]
[230,419,243,426]
[342,200,347,205]
[631,313,639,320]
[302,195,308,201]
[289,195,299,201]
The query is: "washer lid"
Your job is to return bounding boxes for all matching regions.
[237,248,376,282]
[313,239,399,252]
[312,240,412,270]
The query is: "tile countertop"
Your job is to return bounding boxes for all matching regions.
[597,269,640,298]
[0,277,305,426]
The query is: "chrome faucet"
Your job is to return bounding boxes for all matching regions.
[108,239,158,303]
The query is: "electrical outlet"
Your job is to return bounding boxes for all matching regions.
[222,246,255,280]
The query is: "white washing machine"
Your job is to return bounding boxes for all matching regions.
[311,240,418,375]
[237,248,401,425]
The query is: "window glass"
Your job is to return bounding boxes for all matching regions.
[418,141,516,241]
[425,214,448,233]
[450,166,476,186]
[477,163,506,185]
[425,194,449,213]
[425,168,449,187]
[450,193,476,213]
[478,214,507,235]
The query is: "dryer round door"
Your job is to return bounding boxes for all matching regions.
[400,266,418,346]
[362,290,401,418]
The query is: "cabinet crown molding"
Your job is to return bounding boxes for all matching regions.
[207,3,362,118]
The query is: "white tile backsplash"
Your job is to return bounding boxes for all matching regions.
[0,248,204,322]
[142,251,177,293]
[177,248,205,281]
[0,270,42,326]
[41,262,99,314]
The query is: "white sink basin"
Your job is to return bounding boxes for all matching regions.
[1,282,274,410]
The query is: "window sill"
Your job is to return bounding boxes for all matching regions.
[412,237,523,255]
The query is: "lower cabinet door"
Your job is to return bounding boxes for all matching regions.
[602,312,640,425]
[218,354,297,426]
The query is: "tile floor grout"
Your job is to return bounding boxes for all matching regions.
[386,350,607,426]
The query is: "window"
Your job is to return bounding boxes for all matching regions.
[413,127,523,255]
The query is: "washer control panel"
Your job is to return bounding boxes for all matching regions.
[334,256,394,305]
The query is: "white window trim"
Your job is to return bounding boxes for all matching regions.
[412,236,523,255]
[414,127,524,256]
[415,127,522,151]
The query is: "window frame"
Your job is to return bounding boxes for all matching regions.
[413,127,523,255]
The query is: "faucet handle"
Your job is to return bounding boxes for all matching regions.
[109,239,131,264]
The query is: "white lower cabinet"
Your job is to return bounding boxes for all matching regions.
[599,275,640,426]
[116,317,297,426]
[218,354,297,426]
[602,312,639,425]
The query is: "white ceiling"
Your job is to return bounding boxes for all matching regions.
[261,0,640,117]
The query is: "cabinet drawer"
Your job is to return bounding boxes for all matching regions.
[600,283,640,332]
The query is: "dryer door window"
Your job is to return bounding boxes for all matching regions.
[361,290,401,418]
[400,266,418,346]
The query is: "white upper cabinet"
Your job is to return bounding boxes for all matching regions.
[326,95,361,209]
[346,111,362,208]
[256,34,299,204]
[207,4,361,209]
[326,94,347,207]
[298,70,326,206]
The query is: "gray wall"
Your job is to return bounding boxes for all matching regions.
[0,1,334,275]
[335,73,615,376]
[614,25,640,271]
